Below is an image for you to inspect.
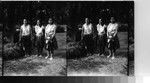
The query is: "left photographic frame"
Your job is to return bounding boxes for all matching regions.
[2,1,67,76]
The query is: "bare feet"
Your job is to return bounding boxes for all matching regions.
[101,54,104,56]
[45,55,49,59]
[107,55,111,58]
[49,57,53,60]
[39,55,42,57]
[111,56,115,59]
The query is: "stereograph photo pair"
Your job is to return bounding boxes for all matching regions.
[0,1,134,76]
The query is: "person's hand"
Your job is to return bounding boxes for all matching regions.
[16,29,20,31]
[108,36,112,39]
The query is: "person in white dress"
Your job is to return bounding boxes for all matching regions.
[107,17,120,59]
[45,18,58,60]
[97,18,107,56]
[81,18,94,56]
[34,20,44,57]
[20,19,32,57]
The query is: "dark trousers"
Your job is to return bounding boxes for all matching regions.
[83,34,94,54]
[21,35,32,55]
[97,34,106,54]
[36,36,44,55]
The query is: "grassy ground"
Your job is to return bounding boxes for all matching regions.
[67,32,133,76]
[4,33,66,76]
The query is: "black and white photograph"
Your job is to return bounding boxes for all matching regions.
[67,1,134,76]
[2,1,67,76]
[1,1,134,76]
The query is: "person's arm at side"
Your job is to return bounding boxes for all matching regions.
[81,25,84,40]
[113,23,118,37]
[29,25,33,40]
[52,25,57,38]
[19,26,22,42]
[106,24,109,37]
[45,26,47,40]
[92,24,96,39]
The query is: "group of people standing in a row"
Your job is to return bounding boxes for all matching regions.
[19,18,58,60]
[16,16,120,60]
[81,17,120,59]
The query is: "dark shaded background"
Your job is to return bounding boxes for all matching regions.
[1,1,134,37]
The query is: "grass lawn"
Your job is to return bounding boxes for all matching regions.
[67,32,133,76]
[4,33,66,76]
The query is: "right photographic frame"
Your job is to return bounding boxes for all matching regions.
[66,1,134,76]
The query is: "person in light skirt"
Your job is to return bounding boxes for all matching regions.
[107,17,120,59]
[45,18,58,60]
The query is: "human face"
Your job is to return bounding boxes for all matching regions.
[110,17,115,23]
[37,20,40,25]
[99,19,102,24]
[85,18,89,24]
[48,18,53,24]
[23,19,27,25]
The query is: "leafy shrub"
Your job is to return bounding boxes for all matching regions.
[56,25,66,33]
[67,42,87,59]
[3,43,25,60]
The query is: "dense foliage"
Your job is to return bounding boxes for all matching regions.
[2,2,134,35]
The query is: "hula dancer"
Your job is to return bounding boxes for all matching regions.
[45,18,58,60]
[107,17,120,59]
[20,19,32,57]
[34,20,44,57]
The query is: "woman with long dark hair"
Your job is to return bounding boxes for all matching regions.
[45,18,58,60]
[107,17,120,59]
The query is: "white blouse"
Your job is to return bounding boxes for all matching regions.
[21,24,31,36]
[107,23,118,36]
[45,24,56,39]
[34,25,44,37]
[97,24,106,35]
[82,23,93,35]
